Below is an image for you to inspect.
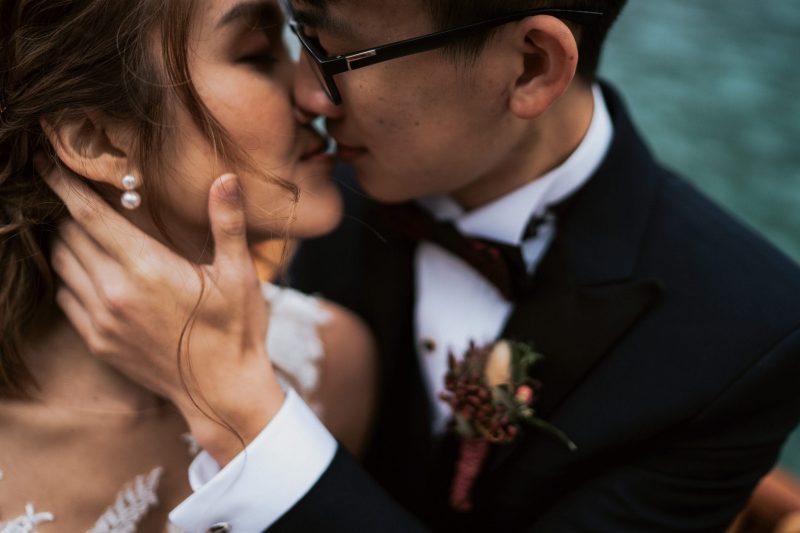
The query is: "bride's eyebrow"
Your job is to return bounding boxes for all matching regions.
[217,1,284,30]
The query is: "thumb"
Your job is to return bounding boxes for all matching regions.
[209,174,251,273]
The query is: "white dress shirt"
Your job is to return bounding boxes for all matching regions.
[416,84,613,431]
[169,85,612,533]
[170,389,336,532]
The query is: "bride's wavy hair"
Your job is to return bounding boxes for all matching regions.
[0,0,292,399]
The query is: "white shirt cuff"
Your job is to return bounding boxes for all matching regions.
[169,389,337,533]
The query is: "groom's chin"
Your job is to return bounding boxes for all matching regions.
[352,172,418,205]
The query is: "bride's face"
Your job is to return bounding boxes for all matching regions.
[155,0,341,244]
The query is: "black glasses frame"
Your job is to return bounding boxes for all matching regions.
[282,2,604,105]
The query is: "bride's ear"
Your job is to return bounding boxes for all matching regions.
[40,111,138,188]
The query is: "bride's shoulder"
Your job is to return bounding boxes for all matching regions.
[313,299,377,456]
[263,284,377,455]
[318,300,375,358]
[261,282,375,359]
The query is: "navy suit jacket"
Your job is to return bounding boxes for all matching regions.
[278,84,800,532]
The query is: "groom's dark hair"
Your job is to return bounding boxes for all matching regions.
[424,0,627,81]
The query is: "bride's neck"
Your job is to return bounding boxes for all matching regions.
[24,313,161,412]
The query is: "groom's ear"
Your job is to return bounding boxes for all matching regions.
[506,15,580,119]
[40,111,137,187]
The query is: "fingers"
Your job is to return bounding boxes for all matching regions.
[209,174,255,278]
[55,285,101,354]
[56,220,117,284]
[51,236,105,313]
[35,155,163,265]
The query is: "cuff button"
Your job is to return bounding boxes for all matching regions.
[207,524,231,533]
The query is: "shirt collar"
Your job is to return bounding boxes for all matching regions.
[418,84,613,246]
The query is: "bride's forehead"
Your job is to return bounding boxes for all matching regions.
[200,0,285,32]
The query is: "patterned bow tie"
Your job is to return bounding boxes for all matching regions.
[383,203,551,299]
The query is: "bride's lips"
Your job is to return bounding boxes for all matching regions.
[336,142,368,162]
[300,137,333,162]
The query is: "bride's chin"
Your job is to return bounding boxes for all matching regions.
[296,209,344,239]
[244,195,344,242]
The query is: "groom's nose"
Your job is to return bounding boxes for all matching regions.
[293,53,345,120]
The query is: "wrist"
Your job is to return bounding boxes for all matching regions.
[176,354,286,466]
[185,383,285,466]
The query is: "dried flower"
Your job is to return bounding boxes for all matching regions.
[515,385,534,405]
[440,340,575,512]
[485,341,512,388]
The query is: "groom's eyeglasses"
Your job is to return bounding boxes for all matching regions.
[281,1,604,105]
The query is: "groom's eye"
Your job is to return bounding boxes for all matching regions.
[308,34,328,55]
[300,26,331,56]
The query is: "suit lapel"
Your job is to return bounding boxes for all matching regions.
[481,83,666,475]
[480,239,661,475]
[502,239,662,419]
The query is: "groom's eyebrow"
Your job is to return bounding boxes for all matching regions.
[293,0,352,37]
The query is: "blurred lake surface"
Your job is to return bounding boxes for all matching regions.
[599,0,800,475]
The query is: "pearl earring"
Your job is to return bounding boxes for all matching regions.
[120,174,142,210]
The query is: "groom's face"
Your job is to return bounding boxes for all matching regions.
[292,0,523,203]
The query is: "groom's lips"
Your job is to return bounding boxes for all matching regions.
[336,142,368,162]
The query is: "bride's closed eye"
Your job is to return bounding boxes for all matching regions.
[217,0,287,73]
[238,49,279,72]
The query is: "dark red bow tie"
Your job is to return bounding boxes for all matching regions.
[382,203,550,299]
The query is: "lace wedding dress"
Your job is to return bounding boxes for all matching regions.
[0,283,330,533]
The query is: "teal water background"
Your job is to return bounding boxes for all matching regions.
[599,0,800,475]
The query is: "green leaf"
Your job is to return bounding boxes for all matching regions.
[510,341,544,384]
[525,417,578,452]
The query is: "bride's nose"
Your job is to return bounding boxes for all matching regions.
[293,105,317,126]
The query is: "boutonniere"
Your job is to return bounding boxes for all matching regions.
[439,340,576,512]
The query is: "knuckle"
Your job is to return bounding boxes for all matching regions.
[86,333,110,358]
[71,202,97,225]
[99,284,130,316]
[92,311,118,336]
[59,220,79,239]
[50,245,67,272]
[219,217,246,238]
[128,260,152,282]
[130,256,168,285]
[54,286,69,307]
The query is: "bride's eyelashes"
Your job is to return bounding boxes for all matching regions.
[238,51,279,72]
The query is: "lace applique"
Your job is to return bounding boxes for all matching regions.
[1,466,173,533]
[2,286,330,532]
[88,467,163,533]
[262,283,331,397]
[0,504,55,533]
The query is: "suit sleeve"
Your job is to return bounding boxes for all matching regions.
[267,447,429,532]
[169,390,337,533]
[527,327,800,533]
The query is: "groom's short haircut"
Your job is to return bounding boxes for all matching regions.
[424,0,627,81]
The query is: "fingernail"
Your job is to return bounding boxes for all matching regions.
[219,174,241,204]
